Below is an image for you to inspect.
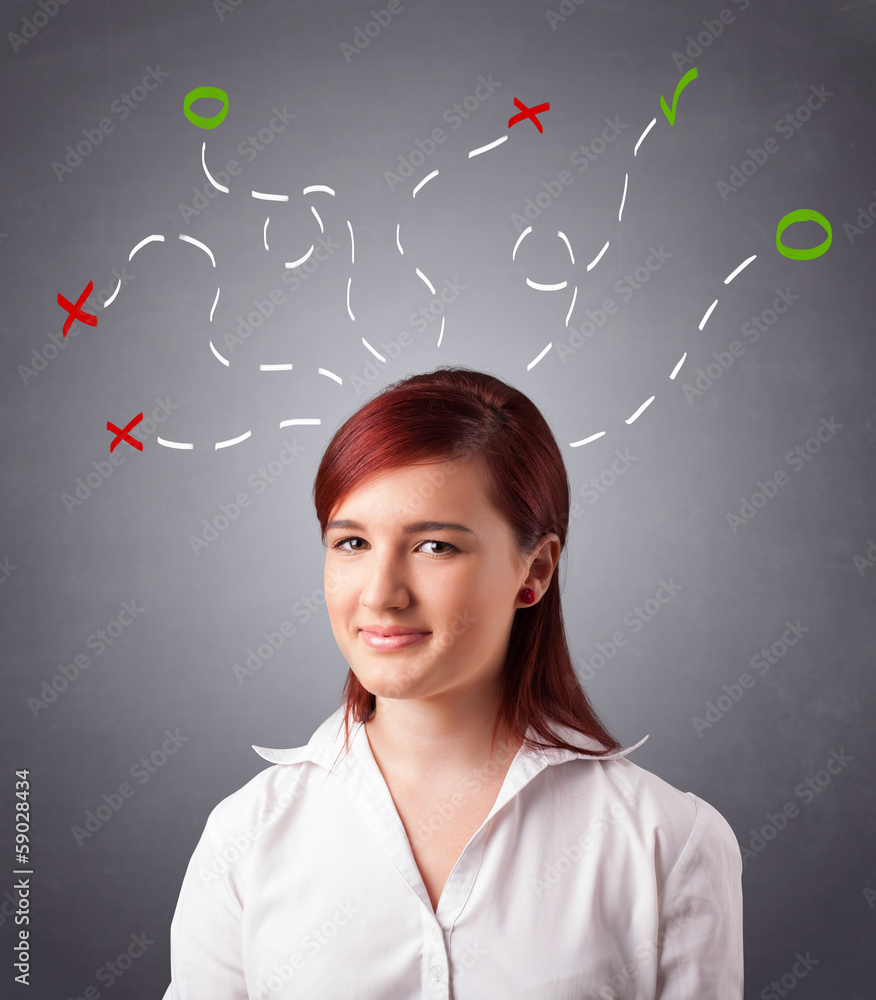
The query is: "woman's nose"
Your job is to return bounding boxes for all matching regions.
[360,553,410,608]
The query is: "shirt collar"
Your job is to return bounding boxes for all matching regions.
[252,705,649,770]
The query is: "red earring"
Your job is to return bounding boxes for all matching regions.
[520,588,536,604]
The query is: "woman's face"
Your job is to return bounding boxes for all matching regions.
[323,455,545,707]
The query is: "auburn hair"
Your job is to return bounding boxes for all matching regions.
[313,365,624,771]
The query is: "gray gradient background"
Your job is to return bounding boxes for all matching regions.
[1,0,875,996]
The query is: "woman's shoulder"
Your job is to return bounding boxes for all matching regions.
[203,708,349,841]
[593,753,742,882]
[533,719,738,852]
[203,749,321,849]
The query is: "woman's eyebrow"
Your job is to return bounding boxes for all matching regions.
[325,519,475,535]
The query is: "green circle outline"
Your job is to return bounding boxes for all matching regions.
[775,209,832,260]
[183,86,229,129]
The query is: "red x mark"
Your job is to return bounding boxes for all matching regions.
[57,281,98,337]
[107,413,144,452]
[508,97,551,133]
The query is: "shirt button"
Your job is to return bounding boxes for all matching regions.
[431,965,444,982]
[432,927,442,942]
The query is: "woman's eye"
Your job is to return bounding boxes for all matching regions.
[332,537,363,553]
[333,537,365,552]
[420,540,454,555]
[331,538,456,555]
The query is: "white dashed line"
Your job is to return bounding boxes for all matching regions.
[586,240,610,272]
[157,437,194,450]
[179,234,216,267]
[129,235,164,260]
[512,227,531,262]
[634,118,657,156]
[468,136,507,158]
[285,246,314,269]
[625,396,655,424]
[362,338,385,363]
[698,299,718,330]
[201,142,229,193]
[416,267,436,295]
[526,278,567,291]
[103,278,121,308]
[724,255,757,283]
[412,170,439,198]
[209,340,229,366]
[215,430,252,451]
[279,417,322,427]
[527,343,552,371]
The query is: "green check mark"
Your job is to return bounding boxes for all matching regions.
[660,67,699,126]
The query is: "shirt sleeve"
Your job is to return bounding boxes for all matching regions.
[654,792,744,999]
[160,804,249,1000]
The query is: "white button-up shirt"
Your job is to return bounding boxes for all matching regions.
[161,705,743,999]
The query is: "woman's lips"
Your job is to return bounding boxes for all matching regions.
[359,631,430,651]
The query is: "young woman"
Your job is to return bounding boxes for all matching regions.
[161,366,743,999]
